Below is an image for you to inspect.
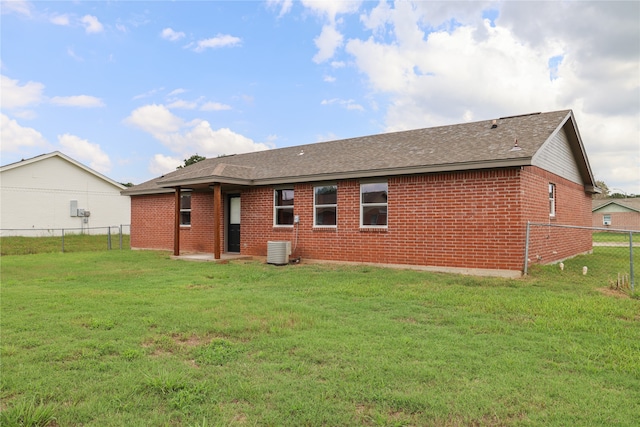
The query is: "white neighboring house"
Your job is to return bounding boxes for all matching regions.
[0,151,131,236]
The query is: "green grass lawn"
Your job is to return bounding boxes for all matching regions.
[592,231,637,243]
[1,250,638,426]
[0,234,130,256]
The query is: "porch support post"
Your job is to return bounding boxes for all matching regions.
[213,183,222,260]
[174,186,181,256]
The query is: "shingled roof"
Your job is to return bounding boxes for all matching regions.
[592,198,640,212]
[124,109,596,195]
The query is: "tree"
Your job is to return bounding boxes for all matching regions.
[593,180,637,199]
[593,180,610,199]
[177,154,206,169]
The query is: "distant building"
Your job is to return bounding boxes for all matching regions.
[592,198,640,231]
[0,151,131,236]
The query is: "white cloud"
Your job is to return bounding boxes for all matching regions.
[11,110,37,120]
[312,24,343,63]
[315,132,339,143]
[301,0,361,23]
[149,153,182,175]
[349,22,564,129]
[201,101,232,111]
[166,99,198,110]
[50,95,105,108]
[0,113,50,153]
[67,47,83,61]
[1,0,32,17]
[81,15,104,34]
[340,1,639,194]
[161,27,185,41]
[574,111,640,195]
[170,123,271,158]
[168,88,187,96]
[125,104,271,163]
[132,87,165,100]
[192,34,242,52]
[321,98,364,111]
[1,75,44,109]
[50,14,70,26]
[267,0,293,18]
[266,134,279,143]
[323,75,336,83]
[58,133,111,173]
[272,0,361,21]
[124,104,184,138]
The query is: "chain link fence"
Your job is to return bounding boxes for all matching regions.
[0,225,131,255]
[524,222,638,292]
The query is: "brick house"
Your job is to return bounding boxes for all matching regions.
[124,110,598,277]
[592,199,640,231]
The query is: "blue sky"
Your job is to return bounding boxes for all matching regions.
[2,0,639,194]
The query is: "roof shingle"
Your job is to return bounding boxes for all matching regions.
[125,110,578,194]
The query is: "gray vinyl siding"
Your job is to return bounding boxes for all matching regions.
[531,127,582,184]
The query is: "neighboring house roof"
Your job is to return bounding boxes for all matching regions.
[592,198,640,213]
[0,151,127,191]
[124,110,597,195]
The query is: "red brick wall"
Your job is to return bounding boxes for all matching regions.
[592,211,640,231]
[131,191,222,253]
[131,193,174,250]
[130,166,593,272]
[521,166,592,266]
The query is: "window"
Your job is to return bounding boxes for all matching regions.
[603,214,612,226]
[549,183,556,217]
[274,189,294,226]
[180,190,191,226]
[314,185,337,226]
[361,182,388,227]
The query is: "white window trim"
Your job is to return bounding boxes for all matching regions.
[180,189,192,227]
[314,185,337,228]
[360,182,388,228]
[274,188,294,227]
[549,183,556,217]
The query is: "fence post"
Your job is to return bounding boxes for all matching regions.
[119,225,123,250]
[630,231,635,292]
[108,227,112,250]
[61,228,65,253]
[523,221,531,276]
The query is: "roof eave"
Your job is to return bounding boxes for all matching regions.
[263,159,532,185]
[121,187,175,196]
[157,175,254,188]
[2,151,128,190]
[592,200,640,213]
[561,112,598,191]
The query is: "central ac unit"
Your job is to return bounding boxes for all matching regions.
[267,241,291,265]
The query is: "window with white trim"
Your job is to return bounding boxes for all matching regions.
[274,189,294,226]
[549,183,556,217]
[314,185,337,227]
[180,190,192,226]
[361,182,388,227]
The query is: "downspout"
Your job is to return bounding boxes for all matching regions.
[523,221,531,276]
[174,186,181,256]
[213,183,221,260]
